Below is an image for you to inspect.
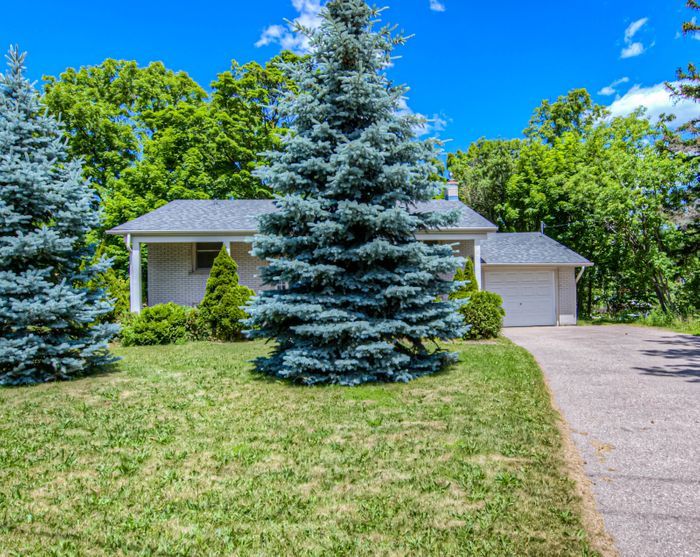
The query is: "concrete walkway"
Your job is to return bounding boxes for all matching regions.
[504,325,700,557]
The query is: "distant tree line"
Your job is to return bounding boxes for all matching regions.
[33,0,698,323]
[41,52,300,272]
[448,88,698,319]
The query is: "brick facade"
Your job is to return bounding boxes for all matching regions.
[147,240,473,308]
[147,242,268,307]
[557,266,578,325]
[145,240,579,325]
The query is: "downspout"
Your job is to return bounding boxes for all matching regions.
[575,267,586,324]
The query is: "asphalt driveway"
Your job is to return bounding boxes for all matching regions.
[504,325,700,557]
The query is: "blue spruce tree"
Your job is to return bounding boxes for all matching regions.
[247,0,465,385]
[0,47,118,385]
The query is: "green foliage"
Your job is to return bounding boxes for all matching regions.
[42,53,300,272]
[638,307,700,335]
[93,268,131,323]
[449,258,478,300]
[450,87,699,319]
[524,88,604,145]
[459,291,505,340]
[198,247,254,341]
[667,0,699,153]
[447,139,520,226]
[120,303,195,346]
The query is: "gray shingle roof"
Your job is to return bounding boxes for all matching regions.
[107,199,497,234]
[481,232,592,266]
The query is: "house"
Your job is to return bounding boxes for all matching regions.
[108,186,592,327]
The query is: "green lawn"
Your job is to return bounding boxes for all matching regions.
[0,340,602,556]
[579,316,700,336]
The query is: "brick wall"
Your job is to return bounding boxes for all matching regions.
[558,267,577,325]
[230,242,268,292]
[147,242,268,307]
[147,240,472,308]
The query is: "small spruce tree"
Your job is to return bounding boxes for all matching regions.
[449,257,479,300]
[246,0,465,385]
[0,47,118,385]
[199,246,254,341]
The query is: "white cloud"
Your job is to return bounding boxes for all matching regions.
[690,17,700,40]
[620,17,650,58]
[607,82,700,126]
[256,0,323,54]
[624,17,648,42]
[429,0,446,12]
[429,113,449,133]
[598,76,630,96]
[620,42,645,58]
[397,97,450,137]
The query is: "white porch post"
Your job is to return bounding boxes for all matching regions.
[129,238,142,313]
[473,241,482,290]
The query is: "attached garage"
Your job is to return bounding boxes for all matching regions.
[479,233,593,327]
[485,269,556,327]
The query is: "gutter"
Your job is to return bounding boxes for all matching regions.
[482,262,594,268]
[108,227,500,237]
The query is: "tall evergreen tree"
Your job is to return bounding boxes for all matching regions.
[667,0,699,154]
[247,0,464,385]
[0,47,118,386]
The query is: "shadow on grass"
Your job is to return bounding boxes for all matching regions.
[0,361,123,389]
[247,350,462,388]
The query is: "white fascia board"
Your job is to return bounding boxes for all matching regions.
[130,234,256,244]
[111,229,497,242]
[106,230,255,237]
[416,231,494,241]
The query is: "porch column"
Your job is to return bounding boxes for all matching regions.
[473,241,482,290]
[129,239,142,313]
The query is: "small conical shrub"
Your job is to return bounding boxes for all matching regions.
[450,257,478,300]
[199,246,254,341]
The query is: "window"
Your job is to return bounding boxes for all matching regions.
[195,243,223,270]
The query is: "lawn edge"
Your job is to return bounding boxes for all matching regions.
[577,319,699,337]
[503,337,619,557]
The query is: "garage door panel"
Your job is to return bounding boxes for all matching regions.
[485,270,556,327]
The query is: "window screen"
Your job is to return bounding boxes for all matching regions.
[195,243,223,270]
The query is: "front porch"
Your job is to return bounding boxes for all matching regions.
[126,235,484,313]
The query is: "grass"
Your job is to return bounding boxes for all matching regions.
[0,340,602,556]
[579,315,700,336]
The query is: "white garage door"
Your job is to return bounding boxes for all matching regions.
[484,270,556,327]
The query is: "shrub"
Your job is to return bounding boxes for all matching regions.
[639,307,700,336]
[198,246,254,341]
[450,258,478,300]
[460,291,505,340]
[93,268,131,323]
[120,303,193,347]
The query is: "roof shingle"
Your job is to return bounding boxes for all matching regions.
[481,232,592,266]
[107,199,498,234]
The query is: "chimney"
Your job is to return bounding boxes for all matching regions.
[444,180,459,201]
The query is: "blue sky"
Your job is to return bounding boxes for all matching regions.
[2,0,699,152]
